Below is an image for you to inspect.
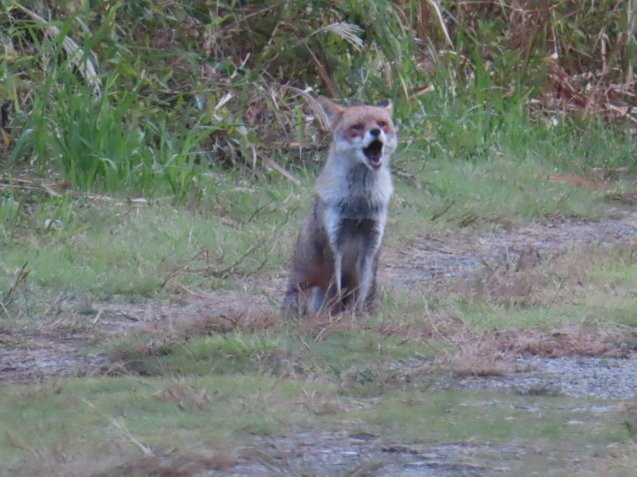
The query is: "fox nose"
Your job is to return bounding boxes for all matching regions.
[369,128,381,138]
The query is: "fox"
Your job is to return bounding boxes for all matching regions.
[282,96,397,317]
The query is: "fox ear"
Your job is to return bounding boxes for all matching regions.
[318,96,345,127]
[376,99,393,116]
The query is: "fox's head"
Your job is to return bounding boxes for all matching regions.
[318,96,397,171]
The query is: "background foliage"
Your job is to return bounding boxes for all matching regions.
[0,0,636,195]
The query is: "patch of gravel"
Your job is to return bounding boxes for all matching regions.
[0,333,109,383]
[220,431,520,477]
[446,352,637,400]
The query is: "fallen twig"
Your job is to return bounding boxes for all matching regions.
[1,262,29,307]
[258,152,301,185]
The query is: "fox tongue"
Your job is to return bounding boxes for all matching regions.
[364,140,383,168]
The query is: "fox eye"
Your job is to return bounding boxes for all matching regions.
[350,124,364,131]
[377,121,387,128]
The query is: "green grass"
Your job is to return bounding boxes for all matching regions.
[0,145,631,303]
[0,376,631,475]
[3,0,636,200]
[107,324,444,378]
[0,182,295,298]
[391,154,613,237]
[0,375,311,471]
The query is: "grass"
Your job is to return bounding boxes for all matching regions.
[3,1,636,198]
[392,154,613,237]
[0,182,293,295]
[1,0,637,475]
[4,207,637,475]
[1,122,636,474]
[445,242,637,331]
[0,376,631,475]
[0,147,631,301]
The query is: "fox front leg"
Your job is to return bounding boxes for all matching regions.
[355,256,373,313]
[354,223,383,314]
[333,251,343,299]
[355,246,381,313]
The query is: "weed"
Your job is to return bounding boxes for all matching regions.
[0,194,22,238]
[0,261,29,309]
[152,378,212,412]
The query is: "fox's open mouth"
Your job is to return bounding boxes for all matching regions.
[363,140,384,169]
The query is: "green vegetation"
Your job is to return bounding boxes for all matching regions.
[1,0,637,475]
[0,377,629,475]
[1,0,636,196]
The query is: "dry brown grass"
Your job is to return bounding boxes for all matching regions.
[447,246,585,308]
[417,242,631,374]
[102,297,283,361]
[448,242,637,312]
[296,389,372,416]
[178,309,283,335]
[98,448,237,477]
[290,311,371,340]
[443,333,511,377]
[152,380,213,412]
[496,323,619,357]
[432,320,621,377]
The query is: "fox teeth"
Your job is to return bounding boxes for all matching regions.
[363,140,384,168]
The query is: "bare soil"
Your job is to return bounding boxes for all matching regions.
[383,210,637,284]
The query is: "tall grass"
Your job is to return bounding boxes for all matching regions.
[0,0,635,197]
[40,72,229,196]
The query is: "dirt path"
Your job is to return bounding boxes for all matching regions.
[383,210,637,285]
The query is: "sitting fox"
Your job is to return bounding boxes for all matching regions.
[282,96,397,317]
